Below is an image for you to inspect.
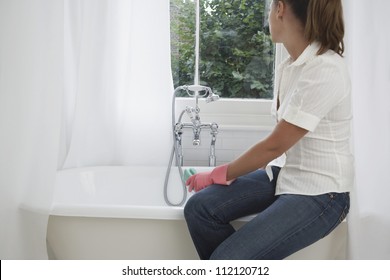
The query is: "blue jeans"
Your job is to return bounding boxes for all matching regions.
[184,167,350,260]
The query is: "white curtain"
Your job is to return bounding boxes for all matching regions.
[0,0,63,259]
[344,0,390,259]
[60,0,173,169]
[0,0,173,259]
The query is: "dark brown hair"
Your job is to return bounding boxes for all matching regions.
[278,0,345,56]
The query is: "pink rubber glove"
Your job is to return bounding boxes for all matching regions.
[186,164,234,192]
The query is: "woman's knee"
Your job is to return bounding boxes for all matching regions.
[184,192,207,220]
[184,189,219,222]
[183,194,196,220]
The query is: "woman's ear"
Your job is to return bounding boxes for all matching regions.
[276,1,286,19]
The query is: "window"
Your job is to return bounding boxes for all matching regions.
[170,0,274,99]
[170,0,287,129]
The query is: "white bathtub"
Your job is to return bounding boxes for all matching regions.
[47,166,348,260]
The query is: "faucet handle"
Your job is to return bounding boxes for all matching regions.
[174,122,183,134]
[193,139,201,146]
[210,122,219,134]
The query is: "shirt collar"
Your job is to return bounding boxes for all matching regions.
[287,41,321,67]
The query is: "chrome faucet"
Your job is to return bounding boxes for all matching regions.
[173,85,220,166]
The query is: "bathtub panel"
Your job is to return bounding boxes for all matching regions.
[47,216,199,260]
[47,215,346,260]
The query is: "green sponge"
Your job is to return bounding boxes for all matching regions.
[183,168,197,182]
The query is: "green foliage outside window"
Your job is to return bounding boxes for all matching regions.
[171,0,274,99]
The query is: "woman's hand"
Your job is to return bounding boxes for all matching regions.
[186,164,233,192]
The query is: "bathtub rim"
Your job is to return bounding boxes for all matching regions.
[50,165,255,222]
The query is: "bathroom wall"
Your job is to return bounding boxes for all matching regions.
[180,127,272,167]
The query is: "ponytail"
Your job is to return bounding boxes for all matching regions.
[305,0,345,56]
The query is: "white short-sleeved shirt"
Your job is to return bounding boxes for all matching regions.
[270,42,354,195]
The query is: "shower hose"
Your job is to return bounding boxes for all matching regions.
[163,86,189,207]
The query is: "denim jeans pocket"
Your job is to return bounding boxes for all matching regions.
[336,192,350,222]
[310,193,335,212]
[321,192,350,238]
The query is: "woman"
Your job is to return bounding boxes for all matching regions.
[184,0,353,260]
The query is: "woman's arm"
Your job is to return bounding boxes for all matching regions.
[226,119,308,181]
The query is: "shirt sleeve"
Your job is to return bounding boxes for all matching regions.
[281,57,349,132]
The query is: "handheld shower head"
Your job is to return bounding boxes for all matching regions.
[206,92,220,103]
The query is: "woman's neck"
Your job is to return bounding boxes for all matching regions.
[284,39,310,61]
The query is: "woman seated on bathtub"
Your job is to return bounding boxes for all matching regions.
[184,0,353,260]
